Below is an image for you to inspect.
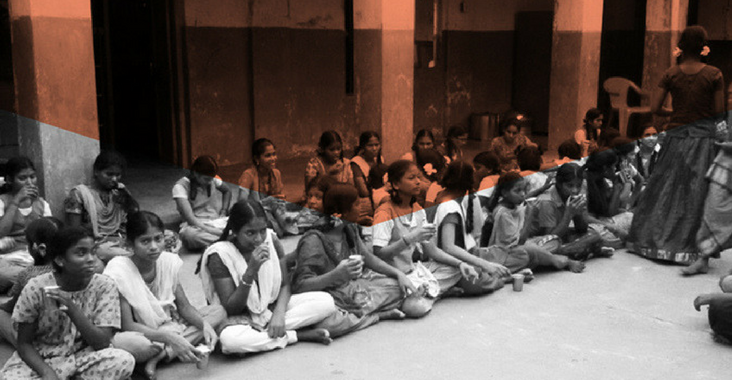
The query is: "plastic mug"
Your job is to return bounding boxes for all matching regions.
[43,286,68,311]
[349,255,364,276]
[511,274,524,292]
[196,345,211,370]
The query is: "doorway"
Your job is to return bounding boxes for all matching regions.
[91,0,182,165]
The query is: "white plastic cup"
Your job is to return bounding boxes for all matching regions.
[196,345,211,370]
[511,274,524,292]
[43,286,68,311]
[349,255,364,276]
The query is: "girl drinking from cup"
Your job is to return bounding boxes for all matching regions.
[198,200,335,355]
[304,131,354,199]
[0,157,52,293]
[373,160,495,318]
[292,183,411,338]
[65,151,138,263]
[106,211,226,379]
[1,227,135,380]
[174,155,231,251]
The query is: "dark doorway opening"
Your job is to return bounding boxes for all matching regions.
[91,0,181,165]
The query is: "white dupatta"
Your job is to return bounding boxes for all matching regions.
[104,252,182,328]
[199,229,281,326]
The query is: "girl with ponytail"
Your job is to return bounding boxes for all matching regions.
[198,200,336,355]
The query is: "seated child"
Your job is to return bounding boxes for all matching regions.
[296,176,335,233]
[304,130,354,200]
[174,156,231,251]
[516,146,552,200]
[0,227,135,380]
[473,151,501,199]
[0,217,63,348]
[0,157,53,293]
[438,126,469,163]
[416,148,448,211]
[373,160,497,319]
[350,131,385,226]
[106,211,226,379]
[65,151,139,262]
[238,139,296,237]
[401,129,437,162]
[486,172,585,273]
[610,137,644,210]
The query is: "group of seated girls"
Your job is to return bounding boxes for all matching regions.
[0,116,663,378]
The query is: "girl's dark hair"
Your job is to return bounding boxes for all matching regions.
[93,150,127,173]
[306,175,336,197]
[610,137,635,156]
[555,162,584,188]
[499,117,520,136]
[584,149,618,217]
[0,156,35,194]
[368,163,389,189]
[517,146,542,172]
[582,108,604,141]
[252,138,275,164]
[415,148,447,183]
[444,125,467,160]
[188,155,218,201]
[487,171,524,212]
[49,227,93,272]
[598,128,620,149]
[439,160,477,233]
[678,25,708,57]
[219,199,267,242]
[317,130,344,161]
[323,183,360,233]
[412,129,435,153]
[126,211,165,243]
[558,139,582,160]
[353,131,383,165]
[473,151,500,175]
[26,217,63,265]
[387,160,417,206]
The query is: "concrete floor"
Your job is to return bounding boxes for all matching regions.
[2,140,731,379]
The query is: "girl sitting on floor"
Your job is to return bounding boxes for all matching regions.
[350,131,384,226]
[292,183,412,338]
[473,151,501,199]
[174,155,231,251]
[1,227,135,380]
[490,118,539,173]
[486,172,585,274]
[372,160,496,318]
[65,151,139,262]
[432,161,511,290]
[0,157,53,293]
[304,131,354,199]
[238,139,296,237]
[199,200,335,355]
[516,146,553,200]
[401,129,437,162]
[438,126,469,164]
[106,211,226,379]
[417,148,448,210]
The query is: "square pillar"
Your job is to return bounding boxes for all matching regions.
[8,0,100,216]
[547,0,604,152]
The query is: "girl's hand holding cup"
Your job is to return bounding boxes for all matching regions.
[44,286,70,311]
[408,224,436,244]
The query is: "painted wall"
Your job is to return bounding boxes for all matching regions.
[413,0,554,140]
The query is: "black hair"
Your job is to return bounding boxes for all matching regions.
[323,182,360,234]
[582,108,604,141]
[558,139,582,160]
[252,138,275,165]
[306,175,336,198]
[49,227,93,272]
[444,125,467,160]
[598,128,620,149]
[188,155,218,201]
[610,137,635,156]
[126,211,165,244]
[412,129,436,153]
[0,156,35,194]
[353,131,383,165]
[387,160,418,206]
[678,25,708,58]
[317,130,345,162]
[25,217,63,265]
[487,171,524,212]
[93,150,127,173]
[473,151,500,175]
[415,148,447,183]
[555,162,584,188]
[219,199,267,242]
[517,146,542,172]
[438,160,477,233]
[584,150,618,217]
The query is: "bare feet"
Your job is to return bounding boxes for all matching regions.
[566,260,586,273]
[297,328,332,345]
[518,269,535,283]
[377,309,406,321]
[681,258,710,276]
[594,247,615,258]
[143,349,166,380]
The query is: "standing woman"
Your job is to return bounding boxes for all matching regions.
[0,157,52,293]
[350,131,384,225]
[629,25,726,267]
[198,200,335,355]
[174,155,231,252]
[1,227,135,380]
